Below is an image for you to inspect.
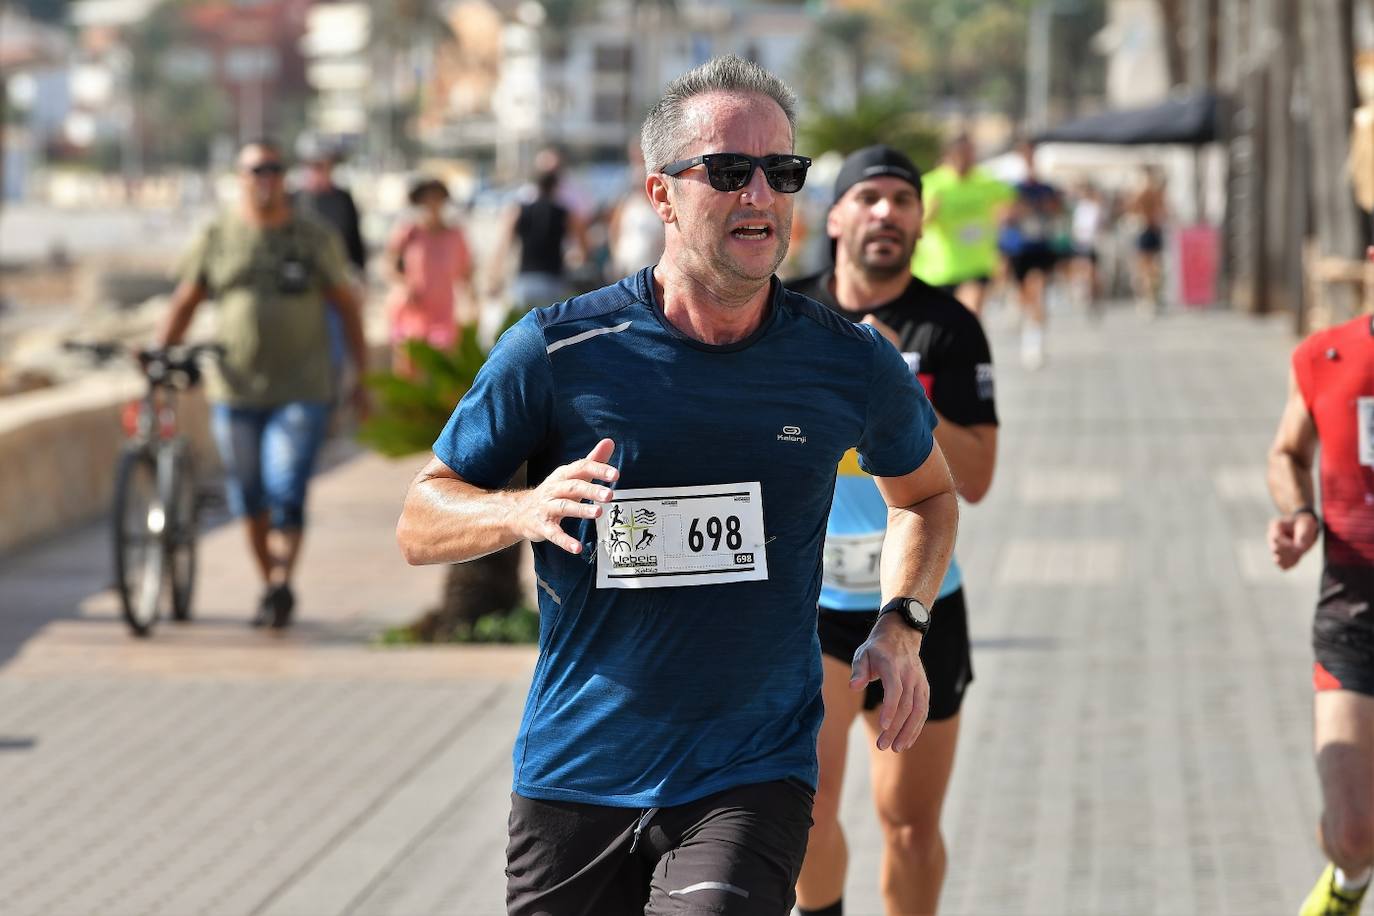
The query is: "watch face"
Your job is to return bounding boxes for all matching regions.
[905,599,931,626]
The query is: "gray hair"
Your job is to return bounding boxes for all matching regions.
[640,55,798,173]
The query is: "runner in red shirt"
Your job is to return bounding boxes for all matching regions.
[1268,307,1374,916]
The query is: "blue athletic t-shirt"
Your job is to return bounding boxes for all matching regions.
[432,267,937,808]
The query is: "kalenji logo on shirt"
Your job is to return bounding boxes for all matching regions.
[777,425,807,444]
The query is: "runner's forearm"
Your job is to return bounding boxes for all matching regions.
[1267,450,1316,516]
[932,416,996,503]
[397,473,528,565]
[880,490,958,609]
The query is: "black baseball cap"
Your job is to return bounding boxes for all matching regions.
[831,145,922,204]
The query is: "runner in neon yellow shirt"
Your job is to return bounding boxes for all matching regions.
[912,134,1015,318]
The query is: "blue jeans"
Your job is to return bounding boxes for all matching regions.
[210,401,331,530]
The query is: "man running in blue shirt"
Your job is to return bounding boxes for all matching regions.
[397,56,958,916]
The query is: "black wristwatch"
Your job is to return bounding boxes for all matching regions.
[878,596,931,635]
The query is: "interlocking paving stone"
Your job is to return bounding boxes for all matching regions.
[1018,469,1124,504]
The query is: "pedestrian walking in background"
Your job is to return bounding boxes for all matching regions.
[1127,166,1169,315]
[911,134,1015,319]
[790,145,999,916]
[291,135,367,393]
[999,140,1064,369]
[384,176,474,375]
[157,138,369,629]
[488,164,589,313]
[606,141,666,279]
[1069,181,1106,316]
[1267,295,1374,916]
[291,135,367,274]
[397,55,957,915]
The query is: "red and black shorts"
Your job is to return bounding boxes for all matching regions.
[1313,565,1374,695]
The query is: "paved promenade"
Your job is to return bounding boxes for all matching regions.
[0,300,1326,915]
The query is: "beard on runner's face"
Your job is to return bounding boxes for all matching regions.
[849,219,915,279]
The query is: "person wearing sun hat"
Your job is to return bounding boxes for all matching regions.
[383,175,474,374]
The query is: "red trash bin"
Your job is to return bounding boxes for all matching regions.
[1175,223,1219,308]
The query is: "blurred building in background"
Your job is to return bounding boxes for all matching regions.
[4,0,1374,331]
[411,0,809,178]
[0,5,70,200]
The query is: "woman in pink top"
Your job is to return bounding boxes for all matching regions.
[385,177,473,374]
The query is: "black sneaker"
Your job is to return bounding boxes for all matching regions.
[252,587,275,627]
[268,584,296,629]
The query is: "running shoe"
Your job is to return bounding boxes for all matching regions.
[252,587,274,627]
[1301,864,1368,916]
[268,583,296,629]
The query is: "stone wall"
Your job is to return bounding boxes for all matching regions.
[0,372,217,554]
[0,337,391,555]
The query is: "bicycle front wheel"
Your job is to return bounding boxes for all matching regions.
[112,447,167,637]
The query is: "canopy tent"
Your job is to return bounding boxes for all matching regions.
[1033,92,1224,147]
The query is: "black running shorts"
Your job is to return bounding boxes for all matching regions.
[1009,249,1058,282]
[1136,226,1164,253]
[506,778,814,916]
[817,588,973,720]
[1313,565,1374,696]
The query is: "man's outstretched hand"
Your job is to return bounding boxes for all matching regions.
[514,438,619,554]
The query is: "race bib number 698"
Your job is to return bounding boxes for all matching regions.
[595,482,769,589]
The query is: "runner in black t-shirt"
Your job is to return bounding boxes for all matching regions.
[788,146,999,916]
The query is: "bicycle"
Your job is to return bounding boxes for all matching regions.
[64,341,223,637]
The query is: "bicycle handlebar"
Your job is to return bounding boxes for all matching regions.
[63,340,225,389]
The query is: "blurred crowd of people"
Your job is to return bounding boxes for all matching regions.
[908,136,1173,368]
[216,131,1179,383]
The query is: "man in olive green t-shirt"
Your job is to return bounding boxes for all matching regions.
[911,134,1015,318]
[157,138,369,628]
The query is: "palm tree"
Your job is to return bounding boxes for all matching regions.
[360,325,526,641]
[800,93,943,167]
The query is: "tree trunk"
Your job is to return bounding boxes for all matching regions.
[410,544,527,642]
[1299,0,1367,321]
[0,76,8,217]
[1299,0,1363,258]
[1156,0,1187,87]
[1263,0,1300,314]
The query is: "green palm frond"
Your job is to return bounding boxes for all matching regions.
[359,317,523,457]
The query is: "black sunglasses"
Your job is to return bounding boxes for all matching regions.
[661,153,812,194]
[246,162,285,177]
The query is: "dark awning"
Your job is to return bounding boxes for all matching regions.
[1034,92,1225,147]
